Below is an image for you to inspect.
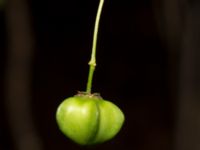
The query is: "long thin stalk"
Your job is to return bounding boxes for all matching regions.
[86,0,105,94]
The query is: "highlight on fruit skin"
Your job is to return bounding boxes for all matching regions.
[56,93,125,145]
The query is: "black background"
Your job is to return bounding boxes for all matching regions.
[0,0,173,150]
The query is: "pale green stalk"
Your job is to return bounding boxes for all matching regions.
[86,0,105,94]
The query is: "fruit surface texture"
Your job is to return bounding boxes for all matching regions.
[56,95,125,145]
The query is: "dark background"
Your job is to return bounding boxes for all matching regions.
[1,0,191,149]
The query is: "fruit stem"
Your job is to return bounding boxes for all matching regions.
[86,0,105,94]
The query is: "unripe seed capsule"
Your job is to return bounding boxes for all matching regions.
[56,94,125,145]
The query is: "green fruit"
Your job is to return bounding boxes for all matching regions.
[56,94,125,145]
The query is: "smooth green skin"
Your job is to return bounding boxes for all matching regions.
[56,95,125,145]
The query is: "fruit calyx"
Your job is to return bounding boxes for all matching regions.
[76,91,102,99]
